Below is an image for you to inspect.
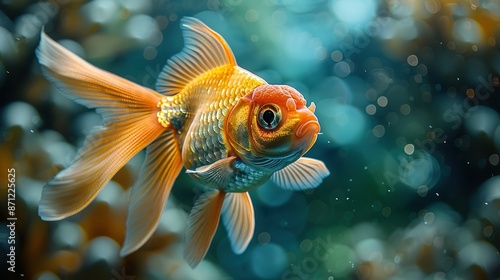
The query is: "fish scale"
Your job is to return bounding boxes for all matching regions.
[165,65,265,171]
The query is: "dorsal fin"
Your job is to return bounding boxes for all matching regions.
[156,17,237,95]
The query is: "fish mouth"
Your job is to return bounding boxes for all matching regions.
[295,120,320,138]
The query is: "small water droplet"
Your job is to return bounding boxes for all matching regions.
[485,202,489,206]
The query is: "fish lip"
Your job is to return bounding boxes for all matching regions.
[295,120,320,138]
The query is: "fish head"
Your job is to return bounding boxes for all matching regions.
[226,84,320,171]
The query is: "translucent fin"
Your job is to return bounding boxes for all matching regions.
[184,190,226,268]
[39,113,164,220]
[156,17,237,95]
[271,157,330,191]
[37,31,163,124]
[120,130,183,256]
[36,31,165,220]
[185,156,236,188]
[221,192,254,254]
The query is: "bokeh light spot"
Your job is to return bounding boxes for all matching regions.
[330,0,376,26]
[404,144,415,155]
[257,232,271,246]
[457,241,499,271]
[334,61,351,77]
[143,45,157,60]
[300,239,313,252]
[400,104,411,115]
[331,50,343,62]
[272,10,287,25]
[85,237,120,265]
[322,244,357,277]
[245,9,259,22]
[377,96,388,107]
[365,104,376,115]
[399,152,441,189]
[318,102,366,145]
[454,18,482,43]
[407,54,418,66]
[53,222,84,249]
[2,102,40,130]
[81,0,118,25]
[373,125,385,138]
[125,14,158,42]
[464,106,499,137]
[251,243,287,278]
[257,182,293,207]
[489,154,499,166]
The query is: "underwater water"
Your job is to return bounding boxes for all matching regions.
[1,0,500,279]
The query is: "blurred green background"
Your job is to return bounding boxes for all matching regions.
[1,0,500,279]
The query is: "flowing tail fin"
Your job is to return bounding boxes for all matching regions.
[36,31,165,220]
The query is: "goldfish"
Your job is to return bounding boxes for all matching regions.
[36,17,329,268]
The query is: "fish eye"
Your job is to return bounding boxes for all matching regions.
[258,104,281,130]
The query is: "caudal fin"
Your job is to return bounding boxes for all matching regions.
[37,31,165,220]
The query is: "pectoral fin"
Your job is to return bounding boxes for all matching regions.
[271,157,330,191]
[185,156,236,188]
[184,190,226,268]
[222,192,254,254]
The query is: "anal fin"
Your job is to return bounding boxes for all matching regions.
[222,192,254,254]
[184,190,226,268]
[120,130,183,256]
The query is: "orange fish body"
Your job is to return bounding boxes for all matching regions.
[37,17,329,268]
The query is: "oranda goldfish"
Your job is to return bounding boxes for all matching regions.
[37,17,329,268]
